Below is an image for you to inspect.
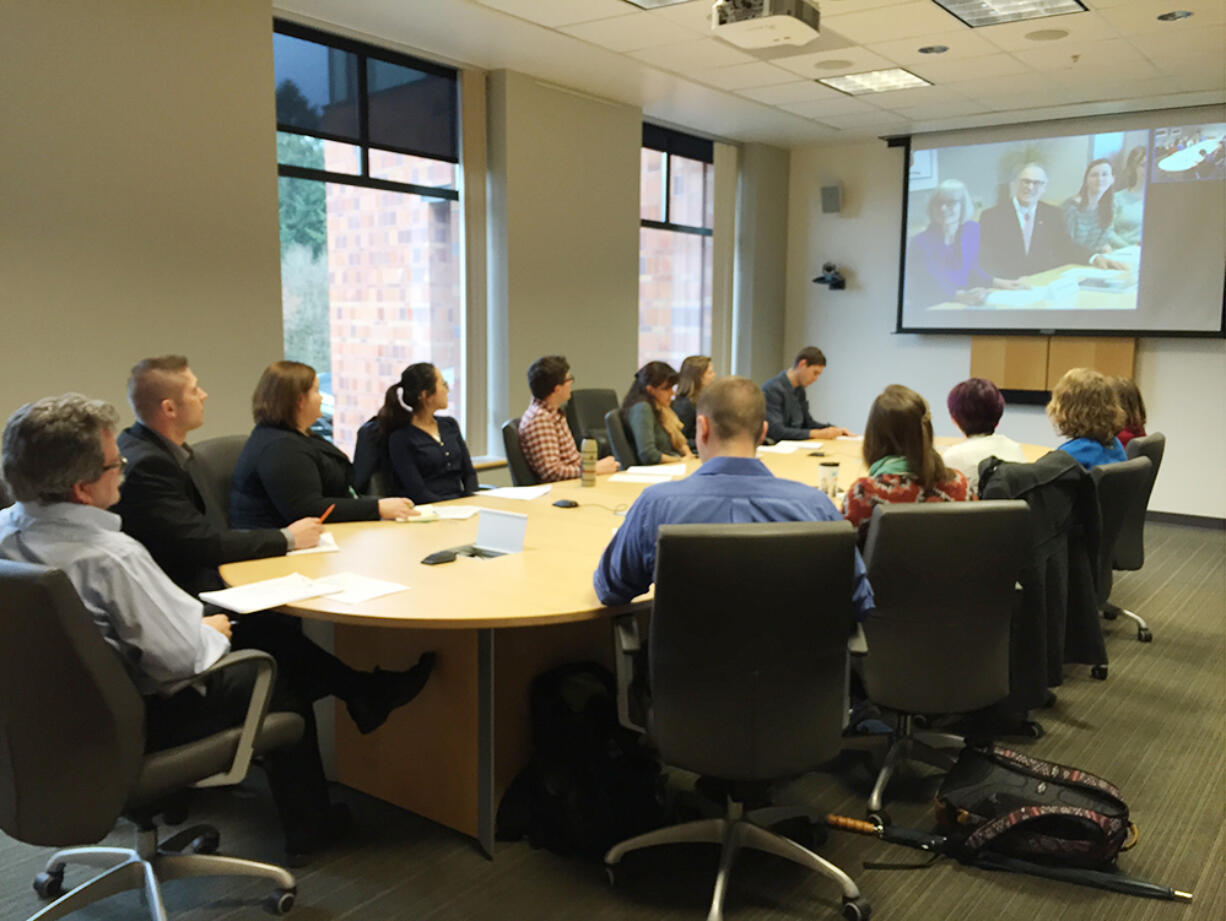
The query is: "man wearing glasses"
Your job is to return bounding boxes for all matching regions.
[979,162,1128,279]
[518,355,618,482]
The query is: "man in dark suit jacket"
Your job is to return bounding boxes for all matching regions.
[978,163,1128,280]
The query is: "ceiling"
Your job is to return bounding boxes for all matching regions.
[276,0,1226,147]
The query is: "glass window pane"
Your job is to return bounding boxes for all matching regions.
[276,132,361,175]
[668,155,709,228]
[274,34,359,140]
[369,148,457,188]
[279,176,464,456]
[638,228,712,371]
[366,58,458,162]
[703,162,715,230]
[641,148,664,222]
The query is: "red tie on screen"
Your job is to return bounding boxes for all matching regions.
[1022,209,1034,253]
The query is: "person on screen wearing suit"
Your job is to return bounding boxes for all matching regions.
[977,163,1129,280]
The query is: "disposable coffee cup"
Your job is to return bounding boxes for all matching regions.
[818,460,840,497]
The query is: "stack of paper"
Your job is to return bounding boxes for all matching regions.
[483,485,552,500]
[610,463,688,484]
[287,532,340,555]
[758,441,818,454]
[200,573,342,614]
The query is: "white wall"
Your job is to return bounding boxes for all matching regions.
[785,141,1226,519]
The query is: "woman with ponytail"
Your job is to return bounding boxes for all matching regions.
[620,361,694,465]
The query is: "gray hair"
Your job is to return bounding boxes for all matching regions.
[1,394,120,502]
[926,179,975,227]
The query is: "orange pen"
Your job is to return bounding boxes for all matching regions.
[319,503,335,524]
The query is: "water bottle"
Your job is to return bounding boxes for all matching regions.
[581,438,597,487]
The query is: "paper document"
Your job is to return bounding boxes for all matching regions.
[287,532,340,555]
[610,473,672,484]
[314,572,409,605]
[624,463,687,477]
[394,506,439,523]
[836,435,864,441]
[483,485,552,500]
[199,572,342,615]
[430,505,481,520]
[758,441,818,454]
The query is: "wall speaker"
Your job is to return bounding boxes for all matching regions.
[820,184,842,214]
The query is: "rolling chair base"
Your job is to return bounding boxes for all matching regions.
[29,823,296,921]
[843,717,963,818]
[605,800,866,921]
[1102,602,1153,642]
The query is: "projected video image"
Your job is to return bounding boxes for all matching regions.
[902,129,1148,314]
[1152,123,1226,182]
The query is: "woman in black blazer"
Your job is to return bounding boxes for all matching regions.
[378,362,478,504]
[229,361,415,528]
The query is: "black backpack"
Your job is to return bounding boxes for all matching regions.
[496,662,665,857]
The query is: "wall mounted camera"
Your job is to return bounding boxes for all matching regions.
[813,262,846,290]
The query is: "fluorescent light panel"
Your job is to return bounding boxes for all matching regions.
[620,0,695,9]
[931,0,1087,28]
[819,68,931,95]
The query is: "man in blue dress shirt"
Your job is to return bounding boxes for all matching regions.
[593,376,873,617]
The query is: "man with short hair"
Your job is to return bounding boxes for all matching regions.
[594,376,873,615]
[761,347,852,443]
[518,355,618,482]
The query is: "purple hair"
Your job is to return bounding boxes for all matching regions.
[947,378,1005,436]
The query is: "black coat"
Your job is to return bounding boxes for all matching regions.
[114,422,286,596]
[229,424,378,529]
[980,450,1106,711]
[978,200,1094,279]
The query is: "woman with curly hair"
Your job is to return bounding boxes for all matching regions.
[1046,368,1127,468]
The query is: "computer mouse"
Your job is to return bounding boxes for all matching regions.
[553,499,579,509]
[421,549,458,565]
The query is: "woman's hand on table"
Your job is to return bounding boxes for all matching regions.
[378,497,418,520]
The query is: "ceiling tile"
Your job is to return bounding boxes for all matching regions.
[893,98,991,119]
[778,96,879,119]
[1098,0,1226,36]
[630,38,757,69]
[907,53,1033,83]
[867,29,999,65]
[647,0,719,33]
[476,0,632,28]
[695,62,799,90]
[975,11,1119,52]
[820,1,964,45]
[738,81,843,104]
[559,12,698,52]
[953,71,1069,104]
[816,109,911,131]
[818,0,916,12]
[775,46,898,79]
[866,84,972,109]
[1128,28,1226,61]
[1012,37,1156,74]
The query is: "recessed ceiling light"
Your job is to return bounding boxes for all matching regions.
[930,0,1087,28]
[1157,10,1193,21]
[814,59,855,70]
[819,68,931,95]
[918,45,949,54]
[1025,29,1070,41]
[618,0,693,9]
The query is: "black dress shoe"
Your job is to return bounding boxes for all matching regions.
[346,652,437,735]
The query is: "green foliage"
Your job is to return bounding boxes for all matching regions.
[278,172,326,259]
[281,242,330,370]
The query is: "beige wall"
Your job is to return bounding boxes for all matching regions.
[485,71,641,434]
[0,0,283,439]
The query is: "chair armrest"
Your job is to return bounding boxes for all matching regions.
[191,649,279,789]
[847,623,868,657]
[612,613,646,734]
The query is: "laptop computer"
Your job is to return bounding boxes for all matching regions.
[451,508,528,559]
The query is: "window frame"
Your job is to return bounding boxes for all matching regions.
[640,124,714,239]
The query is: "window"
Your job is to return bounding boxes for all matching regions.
[638,125,714,371]
[273,22,462,456]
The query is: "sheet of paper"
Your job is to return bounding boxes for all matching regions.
[394,506,439,523]
[199,572,342,615]
[836,435,863,441]
[610,473,674,484]
[482,485,552,500]
[431,505,481,520]
[758,440,818,454]
[314,572,410,605]
[624,463,687,477]
[286,532,340,555]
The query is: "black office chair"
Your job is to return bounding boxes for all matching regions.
[1102,433,1166,638]
[1091,456,1155,642]
[501,417,540,486]
[192,434,249,523]
[565,388,617,459]
[606,522,869,921]
[0,560,305,921]
[850,501,1029,821]
[603,409,639,469]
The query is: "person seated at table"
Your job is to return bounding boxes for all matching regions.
[375,362,477,503]
[761,346,852,443]
[1112,147,1147,247]
[519,354,619,482]
[621,361,693,466]
[1112,376,1148,448]
[1046,368,1127,468]
[844,385,973,536]
[229,361,415,528]
[594,376,873,617]
[670,354,714,446]
[940,378,1027,495]
[1062,159,1126,253]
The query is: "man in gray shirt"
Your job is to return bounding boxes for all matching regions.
[761,346,853,443]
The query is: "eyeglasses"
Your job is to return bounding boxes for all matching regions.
[1017,178,1046,187]
[102,456,128,473]
[564,375,575,384]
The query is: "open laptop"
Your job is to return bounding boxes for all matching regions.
[451,508,528,559]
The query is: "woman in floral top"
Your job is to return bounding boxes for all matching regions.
[844,384,973,537]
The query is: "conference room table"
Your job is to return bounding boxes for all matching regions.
[925,261,1139,312]
[220,435,1050,856]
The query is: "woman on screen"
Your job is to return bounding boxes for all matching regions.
[1046,368,1127,468]
[1062,159,1126,253]
[1112,147,1146,247]
[843,384,972,537]
[621,361,693,466]
[671,355,715,446]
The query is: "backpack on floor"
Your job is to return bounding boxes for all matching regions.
[935,744,1136,869]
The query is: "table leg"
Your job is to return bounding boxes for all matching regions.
[477,628,495,858]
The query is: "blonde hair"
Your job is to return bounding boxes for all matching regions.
[926,179,975,227]
[1047,368,1124,445]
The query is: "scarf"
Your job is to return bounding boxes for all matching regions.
[868,455,909,477]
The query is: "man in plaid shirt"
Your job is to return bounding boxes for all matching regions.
[519,355,619,482]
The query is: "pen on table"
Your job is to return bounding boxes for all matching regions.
[319,503,335,524]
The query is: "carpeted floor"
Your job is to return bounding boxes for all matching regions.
[3,520,1222,921]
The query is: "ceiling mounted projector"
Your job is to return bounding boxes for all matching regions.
[711,0,821,49]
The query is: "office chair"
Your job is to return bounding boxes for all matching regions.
[603,409,639,469]
[192,434,249,522]
[606,522,870,921]
[501,418,540,486]
[0,560,305,921]
[1101,433,1166,638]
[849,501,1029,822]
[565,388,617,458]
[1091,456,1155,642]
